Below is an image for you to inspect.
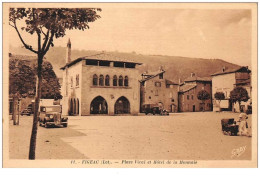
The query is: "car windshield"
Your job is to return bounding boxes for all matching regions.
[45,106,61,113]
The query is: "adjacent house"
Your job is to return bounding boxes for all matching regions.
[60,39,142,116]
[140,69,179,113]
[178,73,212,112]
[211,66,251,112]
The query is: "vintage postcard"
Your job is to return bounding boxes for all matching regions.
[2,2,258,168]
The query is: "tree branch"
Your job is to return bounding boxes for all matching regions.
[11,20,38,54]
[42,31,54,55]
[41,29,50,52]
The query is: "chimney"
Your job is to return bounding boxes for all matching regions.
[66,38,71,64]
[222,66,226,72]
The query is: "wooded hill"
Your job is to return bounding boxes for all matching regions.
[10,45,241,83]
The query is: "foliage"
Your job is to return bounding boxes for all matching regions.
[9,8,101,55]
[9,8,101,159]
[214,92,225,101]
[9,59,36,98]
[9,57,62,99]
[230,86,249,104]
[197,90,210,102]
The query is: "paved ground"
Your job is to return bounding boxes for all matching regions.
[9,112,252,160]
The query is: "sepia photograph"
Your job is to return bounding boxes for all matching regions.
[2,2,258,168]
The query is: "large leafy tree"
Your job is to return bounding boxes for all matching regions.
[197,90,210,111]
[230,86,249,112]
[9,8,101,159]
[214,92,225,112]
[9,58,36,125]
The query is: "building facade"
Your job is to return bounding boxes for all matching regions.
[61,40,142,116]
[178,73,212,112]
[140,69,179,112]
[211,66,251,112]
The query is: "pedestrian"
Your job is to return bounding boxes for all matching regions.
[237,113,249,136]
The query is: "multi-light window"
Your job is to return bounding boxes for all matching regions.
[93,74,129,87]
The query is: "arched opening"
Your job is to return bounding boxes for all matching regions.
[113,75,117,86]
[105,75,110,86]
[119,75,123,86]
[114,96,130,114]
[77,98,79,115]
[93,74,98,86]
[73,99,76,115]
[90,96,108,114]
[99,75,104,86]
[124,76,129,86]
[69,98,73,115]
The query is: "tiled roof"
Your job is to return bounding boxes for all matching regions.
[184,76,211,82]
[165,79,178,85]
[211,66,250,76]
[61,52,142,69]
[179,84,197,93]
[140,70,165,82]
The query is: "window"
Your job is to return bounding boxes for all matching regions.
[149,96,151,99]
[99,75,104,86]
[155,90,158,96]
[70,77,73,87]
[191,95,193,100]
[187,95,189,100]
[119,75,123,86]
[105,75,110,86]
[93,74,98,86]
[113,75,117,86]
[124,76,129,86]
[155,82,161,87]
[159,73,163,79]
[76,74,79,87]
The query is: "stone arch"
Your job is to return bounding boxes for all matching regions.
[119,75,123,86]
[124,76,129,86]
[99,75,104,86]
[90,96,108,114]
[69,98,73,115]
[114,96,130,114]
[93,74,98,86]
[105,75,110,86]
[77,98,79,115]
[73,98,76,115]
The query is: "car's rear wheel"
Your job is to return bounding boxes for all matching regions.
[44,120,48,128]
[63,123,68,128]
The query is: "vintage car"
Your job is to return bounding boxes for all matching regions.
[221,118,239,136]
[142,104,169,116]
[160,109,170,116]
[39,105,68,128]
[21,108,32,116]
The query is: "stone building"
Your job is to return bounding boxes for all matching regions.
[178,73,212,112]
[140,69,179,113]
[211,66,251,112]
[60,39,142,116]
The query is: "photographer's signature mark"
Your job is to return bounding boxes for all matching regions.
[231,146,246,158]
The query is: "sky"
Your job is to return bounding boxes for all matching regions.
[9,7,252,67]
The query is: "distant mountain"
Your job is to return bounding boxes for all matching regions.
[10,46,241,83]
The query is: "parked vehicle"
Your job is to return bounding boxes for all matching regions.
[39,105,68,128]
[221,118,239,136]
[160,109,169,116]
[142,104,169,116]
[21,108,32,116]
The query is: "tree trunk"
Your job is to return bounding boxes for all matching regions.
[29,55,43,160]
[13,96,18,125]
[239,101,241,112]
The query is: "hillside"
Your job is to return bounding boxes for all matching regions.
[10,46,241,83]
